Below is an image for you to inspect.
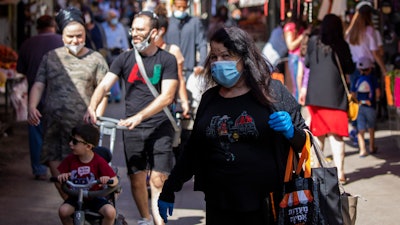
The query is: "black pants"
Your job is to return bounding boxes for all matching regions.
[205,199,277,225]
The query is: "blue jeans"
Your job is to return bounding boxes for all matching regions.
[288,53,299,100]
[357,106,377,131]
[28,124,47,176]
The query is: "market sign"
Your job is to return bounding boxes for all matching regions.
[239,0,265,7]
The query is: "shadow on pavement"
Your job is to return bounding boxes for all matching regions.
[345,135,400,184]
[169,216,204,225]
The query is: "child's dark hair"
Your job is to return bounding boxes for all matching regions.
[71,124,100,147]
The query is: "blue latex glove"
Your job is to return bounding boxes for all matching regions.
[268,111,294,139]
[158,200,174,223]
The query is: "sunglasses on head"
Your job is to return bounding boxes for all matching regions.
[70,136,89,145]
[137,10,158,19]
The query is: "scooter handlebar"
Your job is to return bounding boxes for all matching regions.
[96,116,128,130]
[51,177,118,199]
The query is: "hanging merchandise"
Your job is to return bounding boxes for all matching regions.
[239,0,265,7]
[297,0,301,17]
[394,77,400,107]
[330,0,348,20]
[264,0,269,16]
[303,1,313,23]
[307,1,313,23]
[317,0,332,21]
[10,76,28,121]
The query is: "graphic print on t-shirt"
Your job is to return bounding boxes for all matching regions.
[355,76,373,100]
[207,111,259,150]
[70,166,96,188]
[127,63,162,85]
[357,80,371,93]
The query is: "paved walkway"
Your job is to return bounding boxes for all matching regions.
[336,119,400,225]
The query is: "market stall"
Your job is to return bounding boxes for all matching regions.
[0,44,27,137]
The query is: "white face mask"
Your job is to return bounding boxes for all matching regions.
[65,43,85,55]
[133,31,152,52]
[173,10,187,19]
[84,14,91,24]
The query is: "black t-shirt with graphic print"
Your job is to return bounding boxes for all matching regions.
[194,91,279,210]
[110,48,178,128]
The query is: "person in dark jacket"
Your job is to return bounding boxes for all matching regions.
[302,14,355,184]
[164,0,208,79]
[158,26,309,225]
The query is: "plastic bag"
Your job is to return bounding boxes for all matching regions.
[10,77,28,121]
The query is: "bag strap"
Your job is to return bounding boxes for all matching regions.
[296,132,311,177]
[305,130,330,168]
[283,148,295,182]
[133,48,180,132]
[283,132,312,182]
[334,52,350,96]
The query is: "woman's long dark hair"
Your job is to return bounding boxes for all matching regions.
[316,14,354,76]
[320,14,344,48]
[203,26,275,106]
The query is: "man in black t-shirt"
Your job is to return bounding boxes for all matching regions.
[85,11,178,225]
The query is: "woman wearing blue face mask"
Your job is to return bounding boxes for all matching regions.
[158,26,309,225]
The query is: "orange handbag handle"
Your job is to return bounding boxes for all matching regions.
[284,132,311,182]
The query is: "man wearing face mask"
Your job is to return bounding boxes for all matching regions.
[164,0,208,80]
[101,8,130,103]
[102,8,130,64]
[82,6,108,57]
[28,7,109,199]
[84,11,179,225]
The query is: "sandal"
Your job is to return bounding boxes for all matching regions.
[370,146,378,154]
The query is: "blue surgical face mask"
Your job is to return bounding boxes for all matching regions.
[173,10,188,19]
[211,60,241,88]
[110,18,118,25]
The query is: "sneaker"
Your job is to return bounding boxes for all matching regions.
[137,216,154,225]
[349,129,358,146]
